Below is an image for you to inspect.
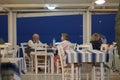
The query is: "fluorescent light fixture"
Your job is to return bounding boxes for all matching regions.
[95,0,106,5]
[45,4,56,10]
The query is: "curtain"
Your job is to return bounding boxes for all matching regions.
[115,0,120,56]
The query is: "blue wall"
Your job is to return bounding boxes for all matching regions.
[0,15,8,42]
[92,14,116,44]
[17,14,83,45]
[0,14,116,45]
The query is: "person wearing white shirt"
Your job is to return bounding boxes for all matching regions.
[28,33,43,48]
[54,33,71,67]
[60,33,71,50]
[26,33,44,57]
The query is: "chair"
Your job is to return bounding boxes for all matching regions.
[33,43,50,74]
[57,45,81,80]
[56,43,77,74]
[21,43,33,72]
[6,45,19,58]
[1,43,19,58]
[69,43,77,50]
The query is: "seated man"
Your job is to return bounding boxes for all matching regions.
[25,33,44,57]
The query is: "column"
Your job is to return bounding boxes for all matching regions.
[8,11,17,46]
[83,11,92,44]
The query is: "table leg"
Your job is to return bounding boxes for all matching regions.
[92,65,96,80]
[76,67,79,80]
[71,63,74,80]
[35,54,37,74]
[79,65,81,80]
[101,63,104,80]
[51,55,54,74]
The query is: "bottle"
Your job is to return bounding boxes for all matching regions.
[53,38,56,46]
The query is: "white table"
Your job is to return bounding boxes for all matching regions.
[65,49,109,80]
[31,51,54,74]
[1,58,24,73]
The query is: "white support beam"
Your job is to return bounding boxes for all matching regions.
[17,12,83,18]
[83,12,87,44]
[8,11,13,44]
[86,11,92,44]
[13,13,17,46]
[1,3,91,8]
[8,12,17,46]
[83,11,91,44]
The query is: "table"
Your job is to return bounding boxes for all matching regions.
[65,49,109,80]
[1,58,23,80]
[1,58,24,74]
[31,50,54,74]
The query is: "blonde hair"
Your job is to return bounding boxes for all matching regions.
[62,33,69,40]
[91,33,100,41]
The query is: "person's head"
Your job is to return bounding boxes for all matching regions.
[91,33,100,41]
[32,33,39,41]
[61,33,69,41]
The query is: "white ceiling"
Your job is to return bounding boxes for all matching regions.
[0,0,119,4]
[0,0,119,12]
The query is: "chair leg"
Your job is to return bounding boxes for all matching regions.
[45,57,47,75]
[79,66,81,80]
[75,67,78,80]
[57,59,59,74]
[35,55,38,74]
[87,73,89,80]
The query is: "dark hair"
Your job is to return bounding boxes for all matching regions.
[62,33,69,40]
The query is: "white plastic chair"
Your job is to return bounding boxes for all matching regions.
[21,43,33,72]
[6,45,19,58]
[69,43,77,50]
[33,43,50,74]
[57,45,81,80]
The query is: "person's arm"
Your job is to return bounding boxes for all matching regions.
[28,40,35,48]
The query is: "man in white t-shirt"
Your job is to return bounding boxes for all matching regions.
[26,33,44,57]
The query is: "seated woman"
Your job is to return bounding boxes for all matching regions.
[54,33,71,67]
[90,33,102,50]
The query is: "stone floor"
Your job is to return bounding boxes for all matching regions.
[21,71,120,80]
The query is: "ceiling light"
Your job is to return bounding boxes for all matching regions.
[95,0,106,5]
[45,4,56,10]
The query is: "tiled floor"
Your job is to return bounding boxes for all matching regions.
[21,71,120,80]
